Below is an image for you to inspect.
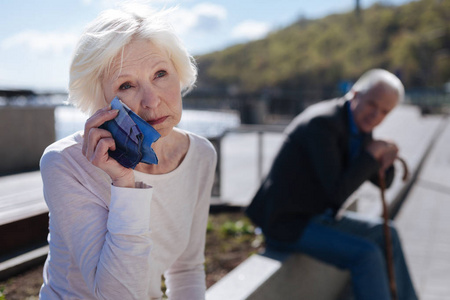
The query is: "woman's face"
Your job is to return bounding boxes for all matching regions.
[102,39,182,137]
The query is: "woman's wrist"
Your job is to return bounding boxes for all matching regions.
[111,171,135,188]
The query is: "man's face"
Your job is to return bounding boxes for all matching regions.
[350,83,399,133]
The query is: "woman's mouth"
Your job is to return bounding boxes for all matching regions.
[147,116,168,126]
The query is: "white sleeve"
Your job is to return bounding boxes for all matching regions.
[41,150,155,300]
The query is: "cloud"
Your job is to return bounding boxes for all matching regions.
[191,2,227,31]
[170,2,227,35]
[1,30,78,55]
[231,20,271,41]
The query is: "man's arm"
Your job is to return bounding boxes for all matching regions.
[302,117,380,211]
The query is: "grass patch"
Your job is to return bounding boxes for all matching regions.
[205,210,264,288]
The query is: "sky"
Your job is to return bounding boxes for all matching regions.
[0,0,415,92]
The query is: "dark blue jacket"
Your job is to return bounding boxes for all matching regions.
[245,98,394,242]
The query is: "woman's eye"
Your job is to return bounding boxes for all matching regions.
[155,70,167,79]
[119,82,132,90]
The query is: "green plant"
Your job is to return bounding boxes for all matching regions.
[219,219,254,237]
[0,286,6,300]
[206,220,214,233]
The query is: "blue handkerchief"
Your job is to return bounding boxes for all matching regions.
[99,97,160,169]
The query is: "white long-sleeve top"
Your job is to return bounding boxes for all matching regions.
[39,130,217,300]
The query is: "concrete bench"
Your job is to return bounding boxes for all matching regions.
[206,107,446,300]
[0,171,47,226]
[206,251,350,300]
[0,171,49,280]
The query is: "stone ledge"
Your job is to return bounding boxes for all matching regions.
[206,252,349,300]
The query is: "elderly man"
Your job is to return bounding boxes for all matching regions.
[246,69,417,300]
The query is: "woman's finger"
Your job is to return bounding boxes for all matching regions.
[84,128,113,161]
[90,136,116,166]
[82,106,118,155]
[91,137,133,186]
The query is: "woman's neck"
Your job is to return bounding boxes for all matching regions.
[134,128,189,175]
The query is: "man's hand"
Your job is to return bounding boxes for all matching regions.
[366,140,399,172]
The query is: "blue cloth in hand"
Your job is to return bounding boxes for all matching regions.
[99,97,160,169]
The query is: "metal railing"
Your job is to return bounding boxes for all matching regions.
[224,124,286,183]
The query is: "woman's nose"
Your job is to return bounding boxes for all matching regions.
[140,85,160,109]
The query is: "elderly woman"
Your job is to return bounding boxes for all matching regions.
[39,5,217,300]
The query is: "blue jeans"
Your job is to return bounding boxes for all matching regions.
[265,210,418,300]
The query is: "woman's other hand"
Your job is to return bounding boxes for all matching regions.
[82,105,135,188]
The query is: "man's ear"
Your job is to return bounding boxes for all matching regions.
[346,89,357,101]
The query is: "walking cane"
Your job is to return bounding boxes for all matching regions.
[378,156,408,300]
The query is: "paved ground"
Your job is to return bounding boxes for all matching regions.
[395,116,450,300]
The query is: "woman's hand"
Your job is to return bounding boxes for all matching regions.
[82,105,135,188]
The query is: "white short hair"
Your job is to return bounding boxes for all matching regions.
[346,69,405,102]
[68,4,197,115]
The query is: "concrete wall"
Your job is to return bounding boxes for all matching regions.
[0,106,55,174]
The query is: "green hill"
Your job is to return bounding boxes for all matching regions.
[195,0,450,98]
